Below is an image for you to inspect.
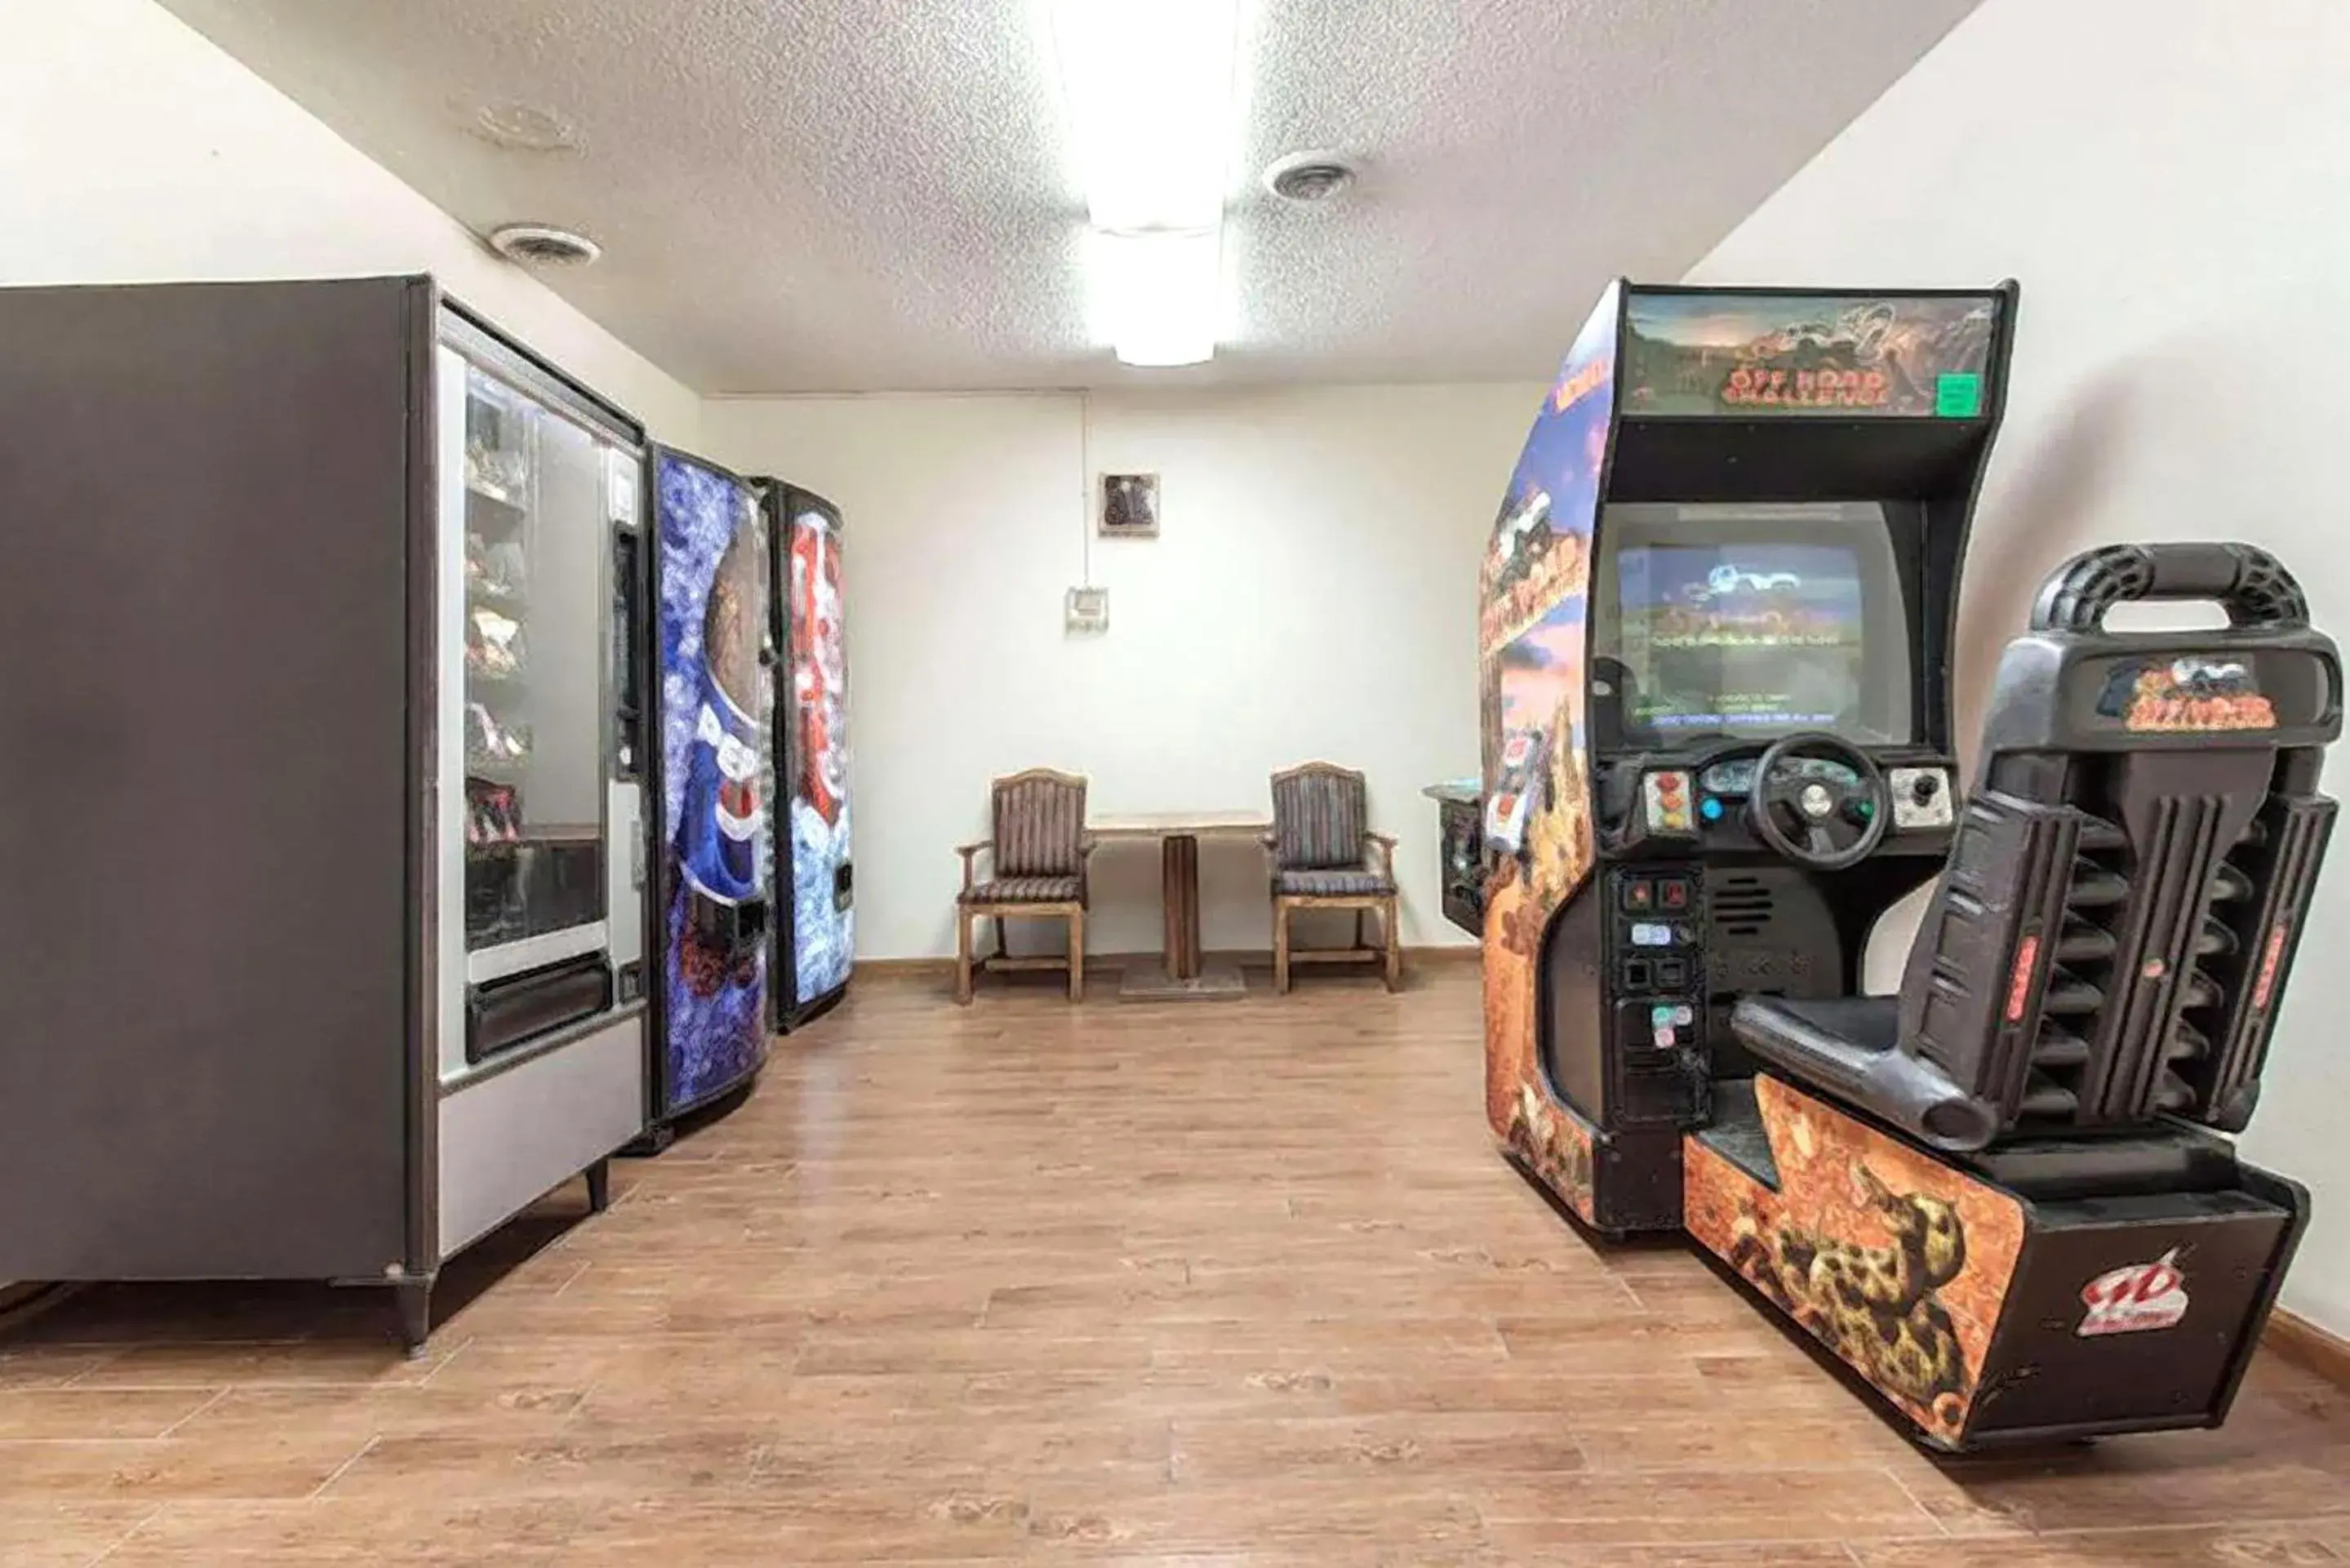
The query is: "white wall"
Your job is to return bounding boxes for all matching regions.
[0,0,699,443]
[1693,0,2350,1335]
[704,387,1539,962]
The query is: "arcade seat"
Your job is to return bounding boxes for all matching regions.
[1714,541,2338,1448]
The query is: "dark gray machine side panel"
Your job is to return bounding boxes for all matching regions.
[0,279,418,1279]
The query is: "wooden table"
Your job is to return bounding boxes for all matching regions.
[1090,811,1272,1001]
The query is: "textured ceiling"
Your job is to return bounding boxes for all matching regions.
[157,0,1982,394]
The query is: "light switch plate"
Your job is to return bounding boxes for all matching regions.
[1065,584,1108,633]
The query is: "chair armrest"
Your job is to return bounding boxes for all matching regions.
[1366,831,1397,875]
[955,840,991,895]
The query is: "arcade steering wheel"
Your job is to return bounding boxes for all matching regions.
[1745,731,1890,872]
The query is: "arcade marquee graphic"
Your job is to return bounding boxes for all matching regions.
[1621,293,1998,420]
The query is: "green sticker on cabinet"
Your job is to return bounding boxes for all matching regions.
[1936,372,1984,418]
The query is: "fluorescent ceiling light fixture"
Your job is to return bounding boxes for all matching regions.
[1050,0,1241,233]
[1051,0,1242,365]
[1091,229,1221,367]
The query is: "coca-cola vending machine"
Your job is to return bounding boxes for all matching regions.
[762,482,854,1030]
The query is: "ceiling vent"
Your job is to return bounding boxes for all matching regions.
[1264,152,1356,204]
[486,224,602,268]
[467,100,580,153]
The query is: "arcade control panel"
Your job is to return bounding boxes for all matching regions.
[1621,757,1958,847]
[1605,867,1707,1128]
[1594,754,1961,1131]
[1886,766,1957,832]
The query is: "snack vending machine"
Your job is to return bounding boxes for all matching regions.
[766,482,854,1030]
[0,278,651,1349]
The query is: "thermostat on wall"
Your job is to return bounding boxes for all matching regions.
[1065,585,1108,634]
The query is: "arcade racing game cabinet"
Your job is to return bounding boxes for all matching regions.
[1479,280,2339,1450]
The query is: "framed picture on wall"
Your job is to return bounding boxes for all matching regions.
[1099,472,1160,536]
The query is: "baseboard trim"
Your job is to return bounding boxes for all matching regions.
[2265,1306,2350,1388]
[860,944,1477,979]
[854,957,957,978]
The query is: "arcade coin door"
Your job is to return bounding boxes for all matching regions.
[1478,280,2019,1236]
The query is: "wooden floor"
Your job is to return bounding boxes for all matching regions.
[3,963,2348,1566]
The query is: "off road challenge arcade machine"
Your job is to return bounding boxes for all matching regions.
[1480,281,2337,1450]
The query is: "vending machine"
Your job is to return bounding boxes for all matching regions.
[646,449,776,1138]
[766,482,855,1030]
[0,278,651,1349]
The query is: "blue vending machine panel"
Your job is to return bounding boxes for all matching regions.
[653,449,772,1113]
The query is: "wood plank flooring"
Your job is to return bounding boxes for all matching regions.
[2,964,2347,1565]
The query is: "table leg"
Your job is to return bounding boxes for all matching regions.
[1162,833,1202,980]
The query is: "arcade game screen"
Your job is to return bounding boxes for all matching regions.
[1597,503,1911,744]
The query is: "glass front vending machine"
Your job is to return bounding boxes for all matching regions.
[0,278,651,1351]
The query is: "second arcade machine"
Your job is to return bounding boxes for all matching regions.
[1481,281,2337,1450]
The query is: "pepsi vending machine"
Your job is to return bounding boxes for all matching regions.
[764,482,854,1030]
[646,448,775,1139]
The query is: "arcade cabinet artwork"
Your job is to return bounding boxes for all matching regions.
[1479,280,2340,1450]
[768,483,855,1029]
[650,449,776,1133]
[1479,284,1618,1224]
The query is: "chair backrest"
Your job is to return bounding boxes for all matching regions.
[1898,544,2340,1140]
[1270,762,1368,870]
[993,768,1087,876]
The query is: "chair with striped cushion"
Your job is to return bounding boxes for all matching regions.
[1266,762,1400,993]
[955,768,1092,1004]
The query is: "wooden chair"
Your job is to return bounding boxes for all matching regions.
[1266,762,1401,993]
[955,768,1093,1005]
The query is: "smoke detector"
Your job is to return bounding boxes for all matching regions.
[1264,151,1356,204]
[486,224,602,268]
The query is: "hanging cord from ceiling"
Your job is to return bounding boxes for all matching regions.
[1078,389,1095,589]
